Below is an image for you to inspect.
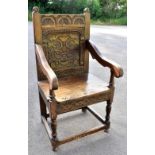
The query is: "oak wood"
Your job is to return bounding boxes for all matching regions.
[32,6,123,151]
[32,7,42,44]
[49,98,58,151]
[109,70,115,87]
[84,8,90,39]
[105,100,112,131]
[39,10,90,78]
[41,116,52,139]
[38,73,113,115]
[35,44,58,90]
[86,107,105,124]
[38,73,109,103]
[57,125,106,146]
[42,115,106,150]
[39,92,48,120]
[86,40,123,78]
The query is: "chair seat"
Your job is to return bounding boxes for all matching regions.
[38,73,110,104]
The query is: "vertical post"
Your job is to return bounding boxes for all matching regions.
[83,8,90,73]
[84,8,90,40]
[105,70,115,132]
[49,93,58,151]
[82,107,87,113]
[39,92,47,120]
[105,100,112,132]
[32,7,45,81]
[32,6,42,45]
[109,70,115,88]
[82,9,90,112]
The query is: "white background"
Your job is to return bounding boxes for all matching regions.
[0,0,155,154]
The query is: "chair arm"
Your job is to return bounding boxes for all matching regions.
[35,44,58,90]
[86,40,123,78]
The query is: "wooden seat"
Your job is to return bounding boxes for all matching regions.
[38,73,111,114]
[32,6,123,151]
[38,73,109,103]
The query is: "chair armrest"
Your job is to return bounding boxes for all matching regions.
[86,40,123,78]
[35,44,58,90]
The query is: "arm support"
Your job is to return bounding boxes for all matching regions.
[35,44,58,90]
[86,40,123,78]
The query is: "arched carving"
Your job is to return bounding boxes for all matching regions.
[41,16,56,25]
[73,16,85,25]
[57,15,72,25]
[41,15,85,26]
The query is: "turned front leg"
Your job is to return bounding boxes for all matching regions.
[49,98,58,151]
[105,70,114,132]
[105,100,112,132]
[51,115,57,151]
[82,107,87,112]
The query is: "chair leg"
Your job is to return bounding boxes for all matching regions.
[50,100,58,151]
[51,117,57,151]
[82,107,87,112]
[39,92,47,120]
[105,100,112,132]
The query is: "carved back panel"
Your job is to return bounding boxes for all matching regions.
[32,7,90,80]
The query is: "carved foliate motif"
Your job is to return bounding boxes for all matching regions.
[41,14,87,77]
[42,30,85,76]
[41,15,85,25]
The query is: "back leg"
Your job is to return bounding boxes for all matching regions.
[82,107,87,112]
[39,92,48,120]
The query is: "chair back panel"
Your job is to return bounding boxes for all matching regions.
[32,7,90,79]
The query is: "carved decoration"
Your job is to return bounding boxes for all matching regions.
[57,90,112,114]
[41,17,56,25]
[32,6,39,13]
[57,15,72,25]
[73,16,85,24]
[42,29,85,76]
[41,15,85,25]
[84,8,90,13]
[41,14,86,77]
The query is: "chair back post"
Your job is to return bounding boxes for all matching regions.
[32,6,42,45]
[83,8,90,40]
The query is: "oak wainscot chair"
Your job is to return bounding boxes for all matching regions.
[32,6,123,151]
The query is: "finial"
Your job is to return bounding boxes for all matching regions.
[32,6,39,13]
[84,8,90,13]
